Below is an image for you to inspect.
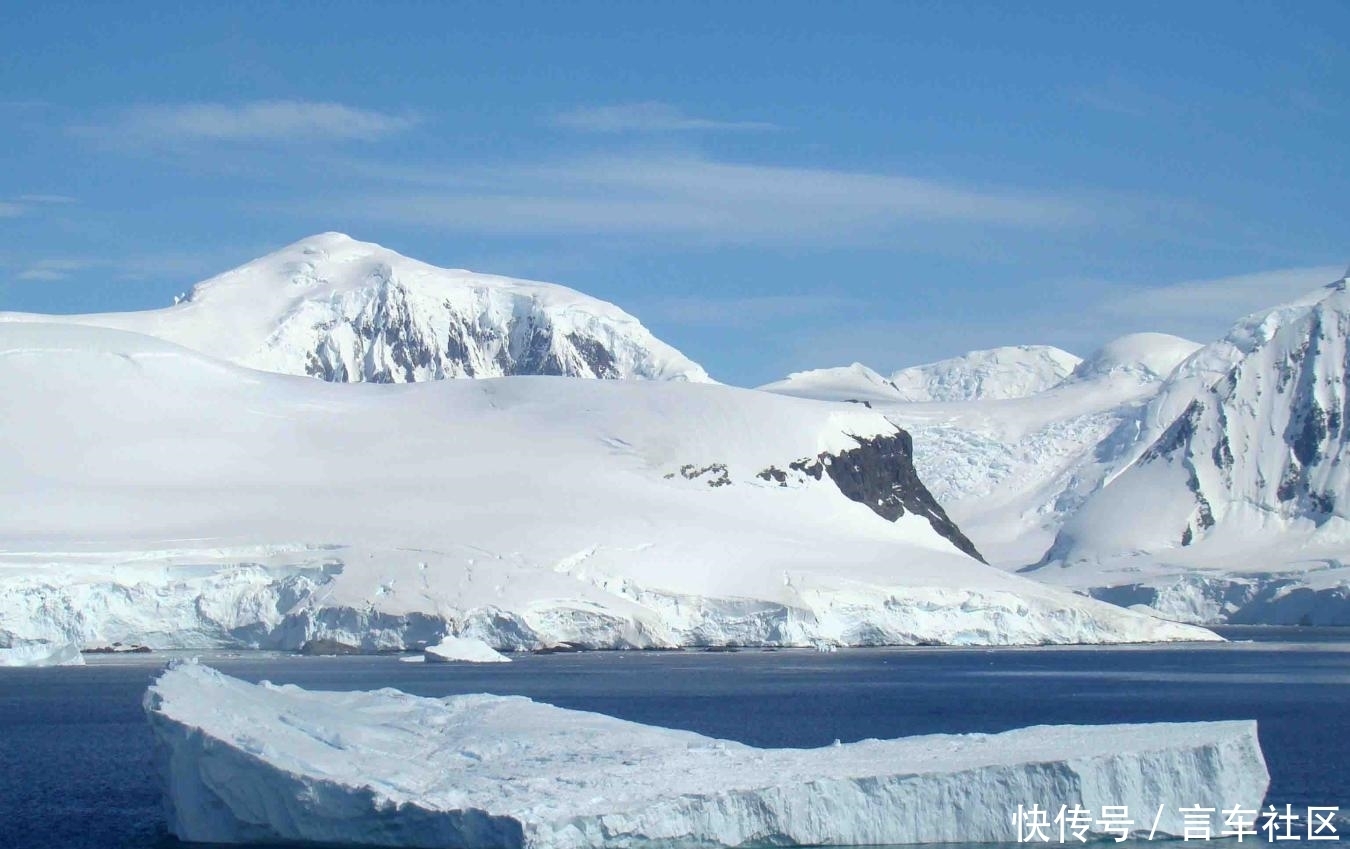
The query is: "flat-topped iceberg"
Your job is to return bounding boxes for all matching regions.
[144,663,1269,848]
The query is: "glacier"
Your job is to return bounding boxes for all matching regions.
[144,662,1270,848]
[0,320,1214,651]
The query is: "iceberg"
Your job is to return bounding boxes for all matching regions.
[424,636,511,663]
[145,663,1269,848]
[0,641,84,667]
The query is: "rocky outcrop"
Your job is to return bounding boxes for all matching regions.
[782,429,985,563]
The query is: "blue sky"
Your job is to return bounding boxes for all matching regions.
[2,1,1346,385]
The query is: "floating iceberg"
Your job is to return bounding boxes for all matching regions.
[0,641,84,667]
[145,663,1269,848]
[425,635,511,664]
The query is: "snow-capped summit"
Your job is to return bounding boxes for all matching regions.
[756,362,902,405]
[1069,333,1202,383]
[888,345,1082,402]
[0,233,711,383]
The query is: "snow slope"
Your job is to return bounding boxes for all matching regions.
[763,335,1202,566]
[1032,274,1350,624]
[0,232,710,383]
[0,321,1213,650]
[145,662,1269,848]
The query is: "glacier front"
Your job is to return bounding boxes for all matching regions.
[144,662,1270,849]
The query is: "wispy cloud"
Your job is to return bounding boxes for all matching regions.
[16,194,76,204]
[16,258,94,281]
[552,102,777,133]
[86,100,417,144]
[318,153,1089,246]
[0,194,75,220]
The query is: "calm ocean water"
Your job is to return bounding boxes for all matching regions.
[0,626,1346,849]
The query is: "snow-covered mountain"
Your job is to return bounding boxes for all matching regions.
[0,232,710,383]
[0,321,1211,652]
[1032,274,1350,625]
[763,334,1202,566]
[761,345,1081,405]
[889,345,1082,402]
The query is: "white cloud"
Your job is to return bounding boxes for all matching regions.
[93,101,416,144]
[0,202,23,218]
[322,153,1088,245]
[553,102,777,133]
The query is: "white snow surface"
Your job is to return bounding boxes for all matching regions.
[1032,275,1350,624]
[425,636,511,664]
[0,320,1214,650]
[0,641,84,667]
[0,232,710,384]
[145,662,1269,848]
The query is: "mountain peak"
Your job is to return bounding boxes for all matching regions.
[1071,333,1201,383]
[888,344,1082,402]
[1,237,713,384]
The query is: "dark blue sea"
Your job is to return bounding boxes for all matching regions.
[1,626,1347,849]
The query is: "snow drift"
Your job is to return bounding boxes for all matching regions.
[0,321,1213,650]
[144,663,1270,848]
[0,232,710,383]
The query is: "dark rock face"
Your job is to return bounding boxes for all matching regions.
[296,280,635,382]
[818,431,986,563]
